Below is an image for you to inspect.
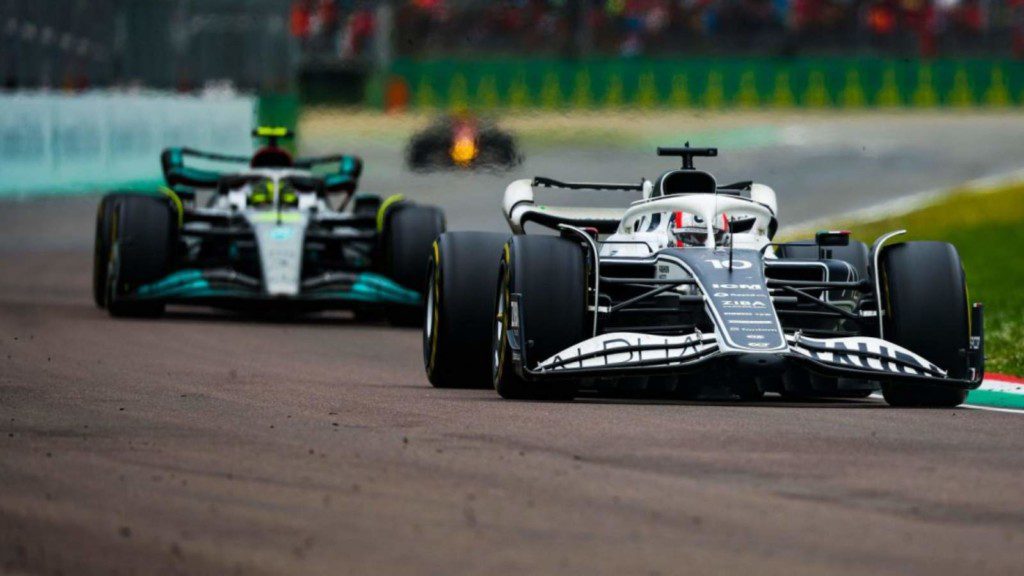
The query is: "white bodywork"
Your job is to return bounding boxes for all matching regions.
[502,177,779,258]
[187,168,354,297]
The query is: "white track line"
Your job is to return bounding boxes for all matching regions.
[781,167,1024,236]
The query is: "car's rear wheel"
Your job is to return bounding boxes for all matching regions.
[381,203,446,326]
[879,241,969,408]
[493,236,587,401]
[424,232,509,388]
[106,194,176,318]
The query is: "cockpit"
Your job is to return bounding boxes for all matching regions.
[219,174,321,212]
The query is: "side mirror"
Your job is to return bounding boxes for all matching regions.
[815,230,850,247]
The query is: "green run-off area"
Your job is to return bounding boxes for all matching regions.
[841,183,1024,378]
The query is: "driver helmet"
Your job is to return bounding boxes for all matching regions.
[671,212,730,247]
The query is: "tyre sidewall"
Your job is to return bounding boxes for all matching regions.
[425,232,508,388]
[493,236,587,400]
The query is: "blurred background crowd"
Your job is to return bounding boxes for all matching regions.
[292,0,1024,60]
[3,0,1023,95]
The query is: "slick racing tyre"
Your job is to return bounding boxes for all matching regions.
[493,236,587,401]
[879,242,970,408]
[93,192,130,308]
[381,204,446,326]
[424,232,509,388]
[106,194,177,318]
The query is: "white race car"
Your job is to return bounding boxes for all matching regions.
[423,146,984,407]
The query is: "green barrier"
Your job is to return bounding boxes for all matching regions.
[389,58,1024,110]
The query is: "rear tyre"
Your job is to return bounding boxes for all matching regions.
[424,232,509,388]
[93,193,129,308]
[106,194,176,318]
[493,236,587,401]
[879,242,969,408]
[381,204,446,326]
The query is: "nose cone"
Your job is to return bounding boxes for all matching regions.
[735,353,787,374]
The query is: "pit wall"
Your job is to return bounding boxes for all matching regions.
[0,92,258,197]
[383,58,1024,111]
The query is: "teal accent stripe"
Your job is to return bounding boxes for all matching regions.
[136,270,205,296]
[136,270,420,305]
[967,390,1024,410]
[309,272,421,305]
[355,272,422,304]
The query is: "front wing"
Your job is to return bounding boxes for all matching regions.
[123,268,421,307]
[523,330,983,390]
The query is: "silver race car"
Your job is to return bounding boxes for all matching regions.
[94,127,444,324]
[424,145,984,407]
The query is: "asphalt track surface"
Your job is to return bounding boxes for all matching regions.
[2,114,1024,575]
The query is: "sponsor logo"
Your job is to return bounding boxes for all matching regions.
[721,300,768,308]
[712,283,762,290]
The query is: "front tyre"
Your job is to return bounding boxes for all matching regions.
[381,204,446,326]
[492,236,587,401]
[93,192,130,308]
[106,194,176,318]
[424,232,509,388]
[879,241,970,408]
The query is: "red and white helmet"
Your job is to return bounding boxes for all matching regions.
[671,211,730,247]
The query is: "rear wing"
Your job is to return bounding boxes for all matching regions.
[161,148,246,189]
[161,147,363,194]
[503,178,652,234]
[532,176,646,192]
[294,154,363,193]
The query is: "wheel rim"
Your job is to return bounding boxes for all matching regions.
[492,264,509,385]
[423,259,439,371]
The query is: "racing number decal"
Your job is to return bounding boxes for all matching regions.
[707,259,752,270]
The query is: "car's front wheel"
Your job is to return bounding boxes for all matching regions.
[93,192,130,308]
[879,241,970,407]
[424,231,508,388]
[492,236,587,401]
[105,194,176,318]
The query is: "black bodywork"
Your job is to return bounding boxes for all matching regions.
[406,114,521,171]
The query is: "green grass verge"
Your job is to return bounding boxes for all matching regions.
[811,183,1024,376]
